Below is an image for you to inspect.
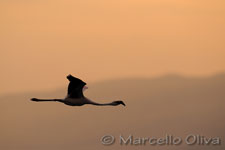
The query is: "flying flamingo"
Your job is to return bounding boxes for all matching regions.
[31,75,125,107]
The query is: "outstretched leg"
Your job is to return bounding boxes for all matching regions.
[31,98,64,103]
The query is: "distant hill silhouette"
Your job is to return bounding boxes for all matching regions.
[0,74,225,150]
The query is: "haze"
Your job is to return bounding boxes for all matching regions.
[1,0,225,95]
[1,75,225,150]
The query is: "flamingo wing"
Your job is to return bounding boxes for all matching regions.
[66,74,87,98]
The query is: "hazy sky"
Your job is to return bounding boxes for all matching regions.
[1,0,225,95]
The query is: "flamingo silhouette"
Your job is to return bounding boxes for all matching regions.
[31,75,125,106]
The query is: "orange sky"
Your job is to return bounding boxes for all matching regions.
[1,0,225,95]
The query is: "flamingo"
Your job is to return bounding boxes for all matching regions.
[31,75,125,107]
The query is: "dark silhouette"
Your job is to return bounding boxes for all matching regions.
[31,75,125,106]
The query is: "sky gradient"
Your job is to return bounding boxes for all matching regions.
[1,0,225,95]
